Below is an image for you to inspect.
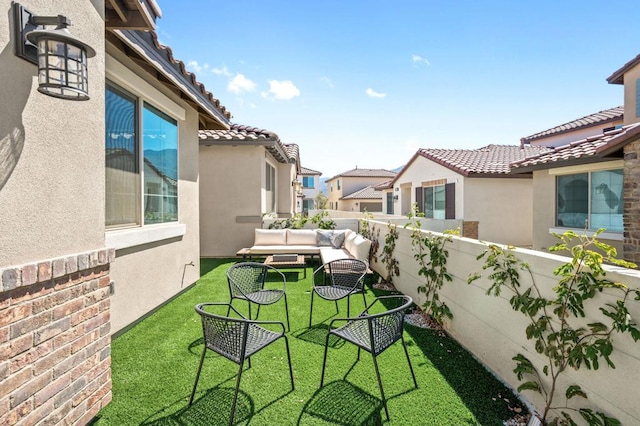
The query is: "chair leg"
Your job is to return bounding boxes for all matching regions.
[283,336,295,390]
[189,346,207,405]
[402,337,418,388]
[320,332,332,388]
[371,354,390,421]
[283,293,291,331]
[256,304,261,321]
[308,291,315,328]
[247,301,253,320]
[334,300,339,314]
[229,360,245,426]
[347,295,351,317]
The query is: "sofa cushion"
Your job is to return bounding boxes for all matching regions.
[319,247,350,263]
[330,230,346,249]
[287,229,317,245]
[344,230,357,254]
[255,229,287,245]
[316,230,333,246]
[351,235,372,262]
[250,245,320,255]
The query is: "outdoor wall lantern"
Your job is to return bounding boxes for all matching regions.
[292,179,303,194]
[13,3,96,101]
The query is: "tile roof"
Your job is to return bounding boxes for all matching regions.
[411,144,550,177]
[327,168,397,181]
[607,53,640,85]
[199,124,294,164]
[284,144,301,172]
[511,123,640,172]
[341,185,383,200]
[112,30,232,128]
[373,179,394,190]
[300,166,322,176]
[521,106,623,144]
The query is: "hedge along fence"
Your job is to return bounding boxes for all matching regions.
[366,219,640,424]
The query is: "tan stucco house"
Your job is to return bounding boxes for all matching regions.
[511,54,640,262]
[199,125,301,257]
[0,1,231,423]
[298,166,322,213]
[390,145,548,246]
[326,168,396,212]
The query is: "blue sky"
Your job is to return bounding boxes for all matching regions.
[155,1,639,178]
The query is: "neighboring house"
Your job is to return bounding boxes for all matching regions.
[340,185,385,212]
[390,145,549,246]
[298,166,322,213]
[199,124,301,256]
[520,106,624,148]
[0,1,231,423]
[326,168,397,211]
[511,54,640,262]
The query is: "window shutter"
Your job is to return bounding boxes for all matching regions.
[445,183,455,219]
[415,187,423,213]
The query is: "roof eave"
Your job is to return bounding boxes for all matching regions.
[607,54,640,85]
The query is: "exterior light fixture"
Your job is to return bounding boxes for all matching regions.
[292,179,303,195]
[13,3,96,101]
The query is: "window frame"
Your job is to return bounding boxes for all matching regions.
[302,176,314,188]
[105,81,180,230]
[555,168,623,233]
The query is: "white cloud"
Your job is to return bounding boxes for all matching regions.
[228,74,257,94]
[320,76,334,89]
[212,65,232,77]
[365,88,386,98]
[412,54,430,66]
[186,60,209,74]
[263,80,300,100]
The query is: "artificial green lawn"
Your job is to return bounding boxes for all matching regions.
[92,258,526,425]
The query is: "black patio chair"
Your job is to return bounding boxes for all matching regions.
[320,295,417,421]
[309,258,368,328]
[227,262,290,331]
[189,302,294,426]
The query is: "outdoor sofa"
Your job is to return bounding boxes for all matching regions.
[237,228,372,266]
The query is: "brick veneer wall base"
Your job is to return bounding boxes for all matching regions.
[624,141,640,264]
[0,248,114,425]
[462,221,479,240]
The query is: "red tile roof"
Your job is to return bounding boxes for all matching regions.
[199,124,296,164]
[112,30,232,127]
[373,179,394,190]
[607,53,640,85]
[327,168,397,181]
[414,145,549,176]
[521,106,623,144]
[341,185,382,200]
[511,123,640,172]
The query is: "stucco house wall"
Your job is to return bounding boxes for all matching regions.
[622,65,640,126]
[0,1,112,424]
[464,178,533,246]
[199,145,263,257]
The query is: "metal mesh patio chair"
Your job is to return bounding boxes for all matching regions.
[227,262,290,331]
[309,258,368,328]
[320,295,417,420]
[189,302,294,426]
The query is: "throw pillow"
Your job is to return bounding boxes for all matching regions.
[316,230,333,246]
[330,230,346,249]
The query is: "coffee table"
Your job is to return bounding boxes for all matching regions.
[264,255,307,278]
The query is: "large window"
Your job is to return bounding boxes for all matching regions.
[386,192,393,214]
[424,185,446,219]
[105,84,178,228]
[302,176,314,188]
[556,169,623,232]
[302,199,314,211]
